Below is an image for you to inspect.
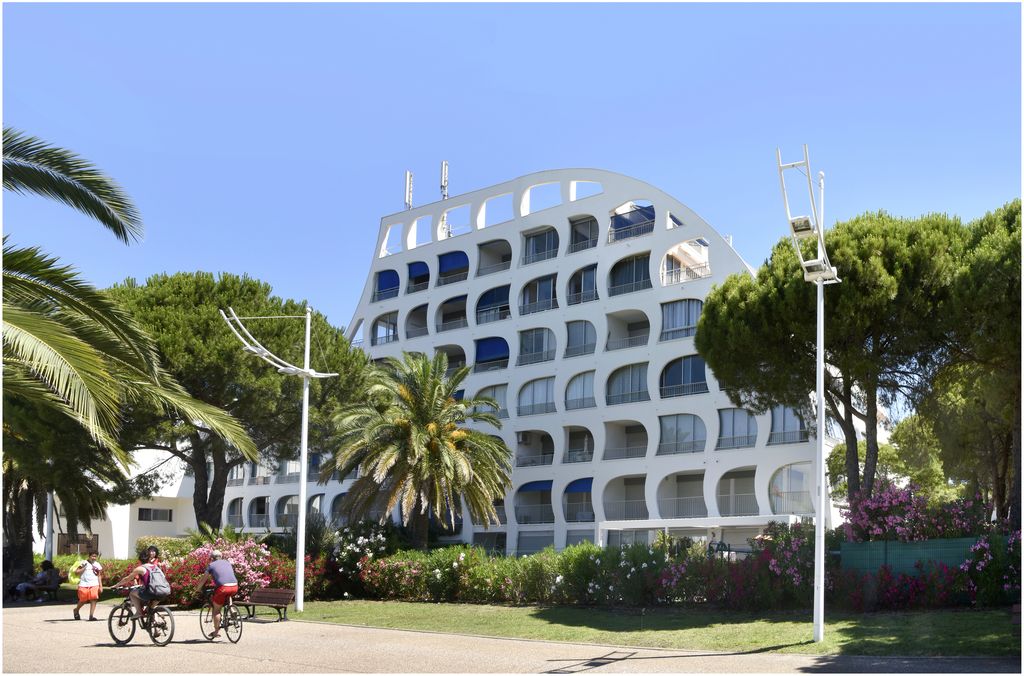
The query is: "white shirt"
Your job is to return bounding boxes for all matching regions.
[78,561,102,587]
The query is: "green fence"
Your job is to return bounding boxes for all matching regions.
[840,537,977,576]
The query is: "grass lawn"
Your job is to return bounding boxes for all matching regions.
[296,600,1021,657]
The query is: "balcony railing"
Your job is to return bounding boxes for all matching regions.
[517,402,557,416]
[521,248,558,265]
[564,343,596,358]
[476,304,511,324]
[656,439,705,455]
[248,476,272,486]
[772,490,814,515]
[606,334,649,351]
[608,278,653,297]
[495,408,509,419]
[659,325,697,342]
[406,280,430,294]
[567,237,598,254]
[662,263,711,285]
[276,514,297,528]
[276,474,300,484]
[717,493,759,516]
[516,453,554,468]
[659,381,710,398]
[565,397,596,411]
[372,287,400,302]
[515,504,555,524]
[563,448,593,463]
[437,317,469,332]
[226,478,244,487]
[473,358,508,373]
[444,363,467,377]
[566,289,598,305]
[471,507,507,526]
[603,499,649,520]
[478,261,511,276]
[226,515,243,527]
[406,325,429,339]
[716,434,758,450]
[606,390,650,406]
[516,349,555,366]
[371,333,399,346]
[564,505,595,522]
[249,514,269,528]
[436,270,468,286]
[603,444,647,460]
[768,430,810,445]
[519,298,558,315]
[658,496,708,519]
[608,219,655,243]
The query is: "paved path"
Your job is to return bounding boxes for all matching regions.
[2,602,1019,673]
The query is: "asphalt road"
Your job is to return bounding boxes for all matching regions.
[2,602,1020,673]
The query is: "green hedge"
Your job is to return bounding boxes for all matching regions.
[135,536,193,559]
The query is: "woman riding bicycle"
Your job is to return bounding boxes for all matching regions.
[193,549,238,640]
[112,546,165,619]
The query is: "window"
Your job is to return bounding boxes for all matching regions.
[565,429,594,463]
[717,470,757,516]
[248,497,269,527]
[770,463,814,515]
[518,377,556,416]
[565,371,596,410]
[568,215,598,253]
[330,494,348,527]
[609,254,652,296]
[476,286,511,324]
[371,312,399,346]
[437,251,469,286]
[658,414,707,455]
[474,337,510,372]
[609,202,656,242]
[659,355,708,397]
[437,296,468,332]
[477,384,508,418]
[518,328,556,365]
[276,496,298,528]
[138,508,172,522]
[406,304,429,338]
[769,405,808,445]
[227,464,245,486]
[660,299,703,341]
[407,261,430,293]
[373,270,400,301]
[567,265,598,305]
[522,228,559,265]
[565,320,596,358]
[226,498,243,527]
[607,363,649,405]
[520,275,557,315]
[717,409,758,450]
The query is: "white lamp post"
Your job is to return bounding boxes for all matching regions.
[220,305,337,613]
[777,145,840,643]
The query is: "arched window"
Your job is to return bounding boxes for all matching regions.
[330,494,348,527]
[717,409,758,449]
[770,463,813,515]
[660,299,703,341]
[518,378,556,416]
[276,496,298,528]
[658,414,706,455]
[659,355,708,398]
[608,254,652,296]
[226,498,243,527]
[606,363,649,405]
[565,320,596,358]
[769,406,808,445]
[565,372,596,410]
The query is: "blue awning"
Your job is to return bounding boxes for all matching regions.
[475,337,509,362]
[376,269,399,290]
[438,251,469,273]
[477,285,510,306]
[519,480,552,493]
[408,261,429,279]
[611,204,656,231]
[564,478,593,494]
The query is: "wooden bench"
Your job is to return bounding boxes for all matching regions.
[238,588,295,622]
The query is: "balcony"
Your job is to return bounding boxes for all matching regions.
[717,493,758,516]
[478,261,511,277]
[517,402,557,417]
[656,440,704,455]
[226,515,243,527]
[516,454,554,468]
[567,238,598,254]
[248,476,272,486]
[564,343,596,358]
[522,248,558,265]
[566,289,598,306]
[606,335,649,351]
[658,496,708,519]
[372,287,399,302]
[476,304,511,324]
[494,408,509,419]
[275,474,300,484]
[406,326,429,339]
[277,514,297,528]
[606,390,650,406]
[516,349,555,367]
[768,430,810,445]
[563,448,593,463]
[565,397,596,411]
[659,382,709,398]
[564,505,595,523]
[773,490,813,515]
[471,507,507,526]
[608,219,655,243]
[515,504,555,524]
[603,445,647,460]
[716,434,758,450]
[444,363,468,377]
[473,359,508,373]
[371,334,399,346]
[249,514,269,528]
[437,270,468,287]
[659,325,697,342]
[603,499,649,520]
[226,477,244,487]
[406,280,429,294]
[608,278,653,297]
[519,298,558,316]
[662,264,711,285]
[437,317,469,333]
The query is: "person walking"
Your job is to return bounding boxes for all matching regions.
[73,552,103,620]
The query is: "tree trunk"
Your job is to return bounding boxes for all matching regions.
[1010,389,1022,531]
[6,487,38,575]
[841,379,861,499]
[862,380,880,498]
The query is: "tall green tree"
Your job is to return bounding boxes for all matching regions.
[697,211,965,501]
[327,352,512,549]
[108,272,369,528]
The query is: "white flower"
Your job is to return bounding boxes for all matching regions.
[452,561,459,569]
[459,552,466,561]
[555,575,564,584]
[641,563,647,569]
[630,567,636,574]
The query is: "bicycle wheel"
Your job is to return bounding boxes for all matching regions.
[223,604,243,643]
[199,603,218,641]
[107,604,136,645]
[147,606,175,646]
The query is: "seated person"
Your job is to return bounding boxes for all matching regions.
[14,560,59,601]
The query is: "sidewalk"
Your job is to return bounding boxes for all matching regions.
[2,602,1019,673]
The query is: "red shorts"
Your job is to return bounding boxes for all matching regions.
[212,584,238,606]
[77,586,100,603]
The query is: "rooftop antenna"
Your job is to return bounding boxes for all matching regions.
[404,170,413,210]
[440,160,449,200]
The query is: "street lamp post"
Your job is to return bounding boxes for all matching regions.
[220,305,336,613]
[777,145,840,643]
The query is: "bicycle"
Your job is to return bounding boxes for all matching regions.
[107,586,175,646]
[199,587,243,643]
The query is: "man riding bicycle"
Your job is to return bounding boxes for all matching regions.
[193,549,238,639]
[112,545,166,619]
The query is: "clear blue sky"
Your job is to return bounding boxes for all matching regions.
[4,3,1020,329]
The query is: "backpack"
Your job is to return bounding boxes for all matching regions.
[68,561,86,586]
[145,563,171,597]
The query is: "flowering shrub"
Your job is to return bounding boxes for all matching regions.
[960,531,1021,607]
[333,520,400,597]
[843,483,994,543]
[168,538,272,607]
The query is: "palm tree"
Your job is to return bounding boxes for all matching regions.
[2,127,255,461]
[325,352,511,548]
